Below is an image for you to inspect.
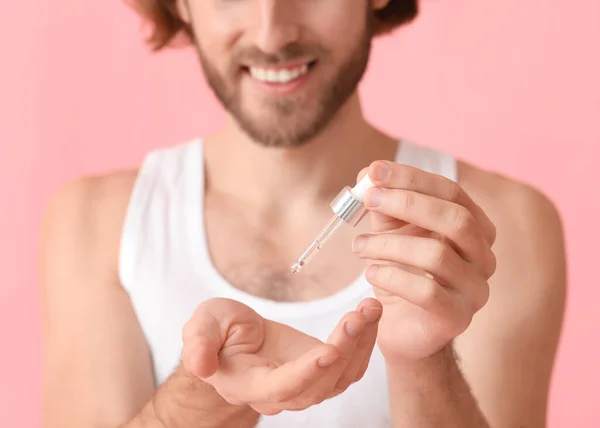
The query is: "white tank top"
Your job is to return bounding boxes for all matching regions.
[119,138,457,428]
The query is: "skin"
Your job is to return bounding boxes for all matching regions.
[41,0,567,427]
[181,298,382,415]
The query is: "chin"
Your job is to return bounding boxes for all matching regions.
[232,107,326,148]
[243,124,321,148]
[245,127,318,148]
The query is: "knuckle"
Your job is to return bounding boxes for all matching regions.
[369,234,400,259]
[392,189,414,213]
[372,233,402,258]
[455,312,474,336]
[334,381,351,396]
[418,278,440,307]
[400,190,416,211]
[266,388,292,404]
[378,233,391,253]
[331,383,348,397]
[474,281,491,310]
[480,285,491,309]
[426,240,448,270]
[452,208,474,234]
[354,365,368,382]
[260,407,282,416]
[181,319,195,341]
[399,166,420,189]
[340,377,353,392]
[446,181,463,202]
[485,250,497,279]
[310,389,330,405]
[385,266,400,288]
[490,223,498,243]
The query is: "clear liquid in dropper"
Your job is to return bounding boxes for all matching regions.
[290,215,344,274]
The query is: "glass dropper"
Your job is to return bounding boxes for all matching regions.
[290,174,375,274]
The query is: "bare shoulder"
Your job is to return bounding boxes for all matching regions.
[41,169,139,280]
[41,171,159,427]
[458,160,563,220]
[454,160,566,426]
[458,160,566,267]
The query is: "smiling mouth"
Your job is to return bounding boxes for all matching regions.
[242,60,318,84]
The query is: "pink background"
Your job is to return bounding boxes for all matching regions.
[1,0,599,427]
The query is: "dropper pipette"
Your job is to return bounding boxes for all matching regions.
[290,174,375,274]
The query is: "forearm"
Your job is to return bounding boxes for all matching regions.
[386,345,489,428]
[123,364,259,428]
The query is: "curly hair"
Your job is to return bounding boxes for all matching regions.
[127,0,418,51]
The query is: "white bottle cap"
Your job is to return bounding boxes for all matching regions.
[350,174,375,203]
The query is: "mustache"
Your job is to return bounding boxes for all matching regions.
[234,43,328,65]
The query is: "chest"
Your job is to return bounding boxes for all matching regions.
[203,197,370,302]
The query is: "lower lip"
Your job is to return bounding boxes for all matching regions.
[245,66,313,95]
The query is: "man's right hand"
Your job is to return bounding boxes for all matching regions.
[181,297,382,416]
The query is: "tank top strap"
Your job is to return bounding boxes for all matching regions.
[395,140,458,183]
[118,138,204,293]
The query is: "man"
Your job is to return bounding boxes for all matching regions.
[40,0,567,427]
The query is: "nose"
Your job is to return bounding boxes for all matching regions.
[253,0,301,54]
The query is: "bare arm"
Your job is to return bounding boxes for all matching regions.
[453,183,567,427]
[41,175,258,428]
[385,180,566,427]
[387,345,489,427]
[124,364,259,428]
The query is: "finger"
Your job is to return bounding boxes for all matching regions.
[354,233,469,285]
[355,234,490,308]
[293,308,372,403]
[366,160,496,246]
[181,312,222,378]
[355,297,384,322]
[332,302,381,394]
[249,403,284,417]
[250,343,340,403]
[288,300,382,408]
[362,188,496,278]
[364,263,460,311]
[357,167,408,231]
[325,310,369,359]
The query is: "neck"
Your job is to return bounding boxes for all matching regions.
[203,93,398,212]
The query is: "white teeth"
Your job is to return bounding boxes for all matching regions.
[279,69,291,82]
[250,68,266,80]
[249,64,309,83]
[267,69,277,82]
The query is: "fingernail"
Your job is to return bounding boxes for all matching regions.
[352,235,367,253]
[365,265,379,280]
[345,319,364,337]
[361,306,382,323]
[365,188,382,207]
[317,353,339,368]
[372,162,391,182]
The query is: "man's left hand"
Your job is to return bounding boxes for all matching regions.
[352,160,497,363]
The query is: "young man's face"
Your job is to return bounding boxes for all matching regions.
[181,0,388,147]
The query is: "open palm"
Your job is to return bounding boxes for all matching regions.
[181,297,382,415]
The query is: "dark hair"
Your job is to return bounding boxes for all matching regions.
[127,0,418,51]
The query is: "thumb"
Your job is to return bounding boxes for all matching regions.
[356,164,407,233]
[181,310,222,379]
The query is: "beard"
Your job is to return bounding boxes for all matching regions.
[193,19,374,148]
